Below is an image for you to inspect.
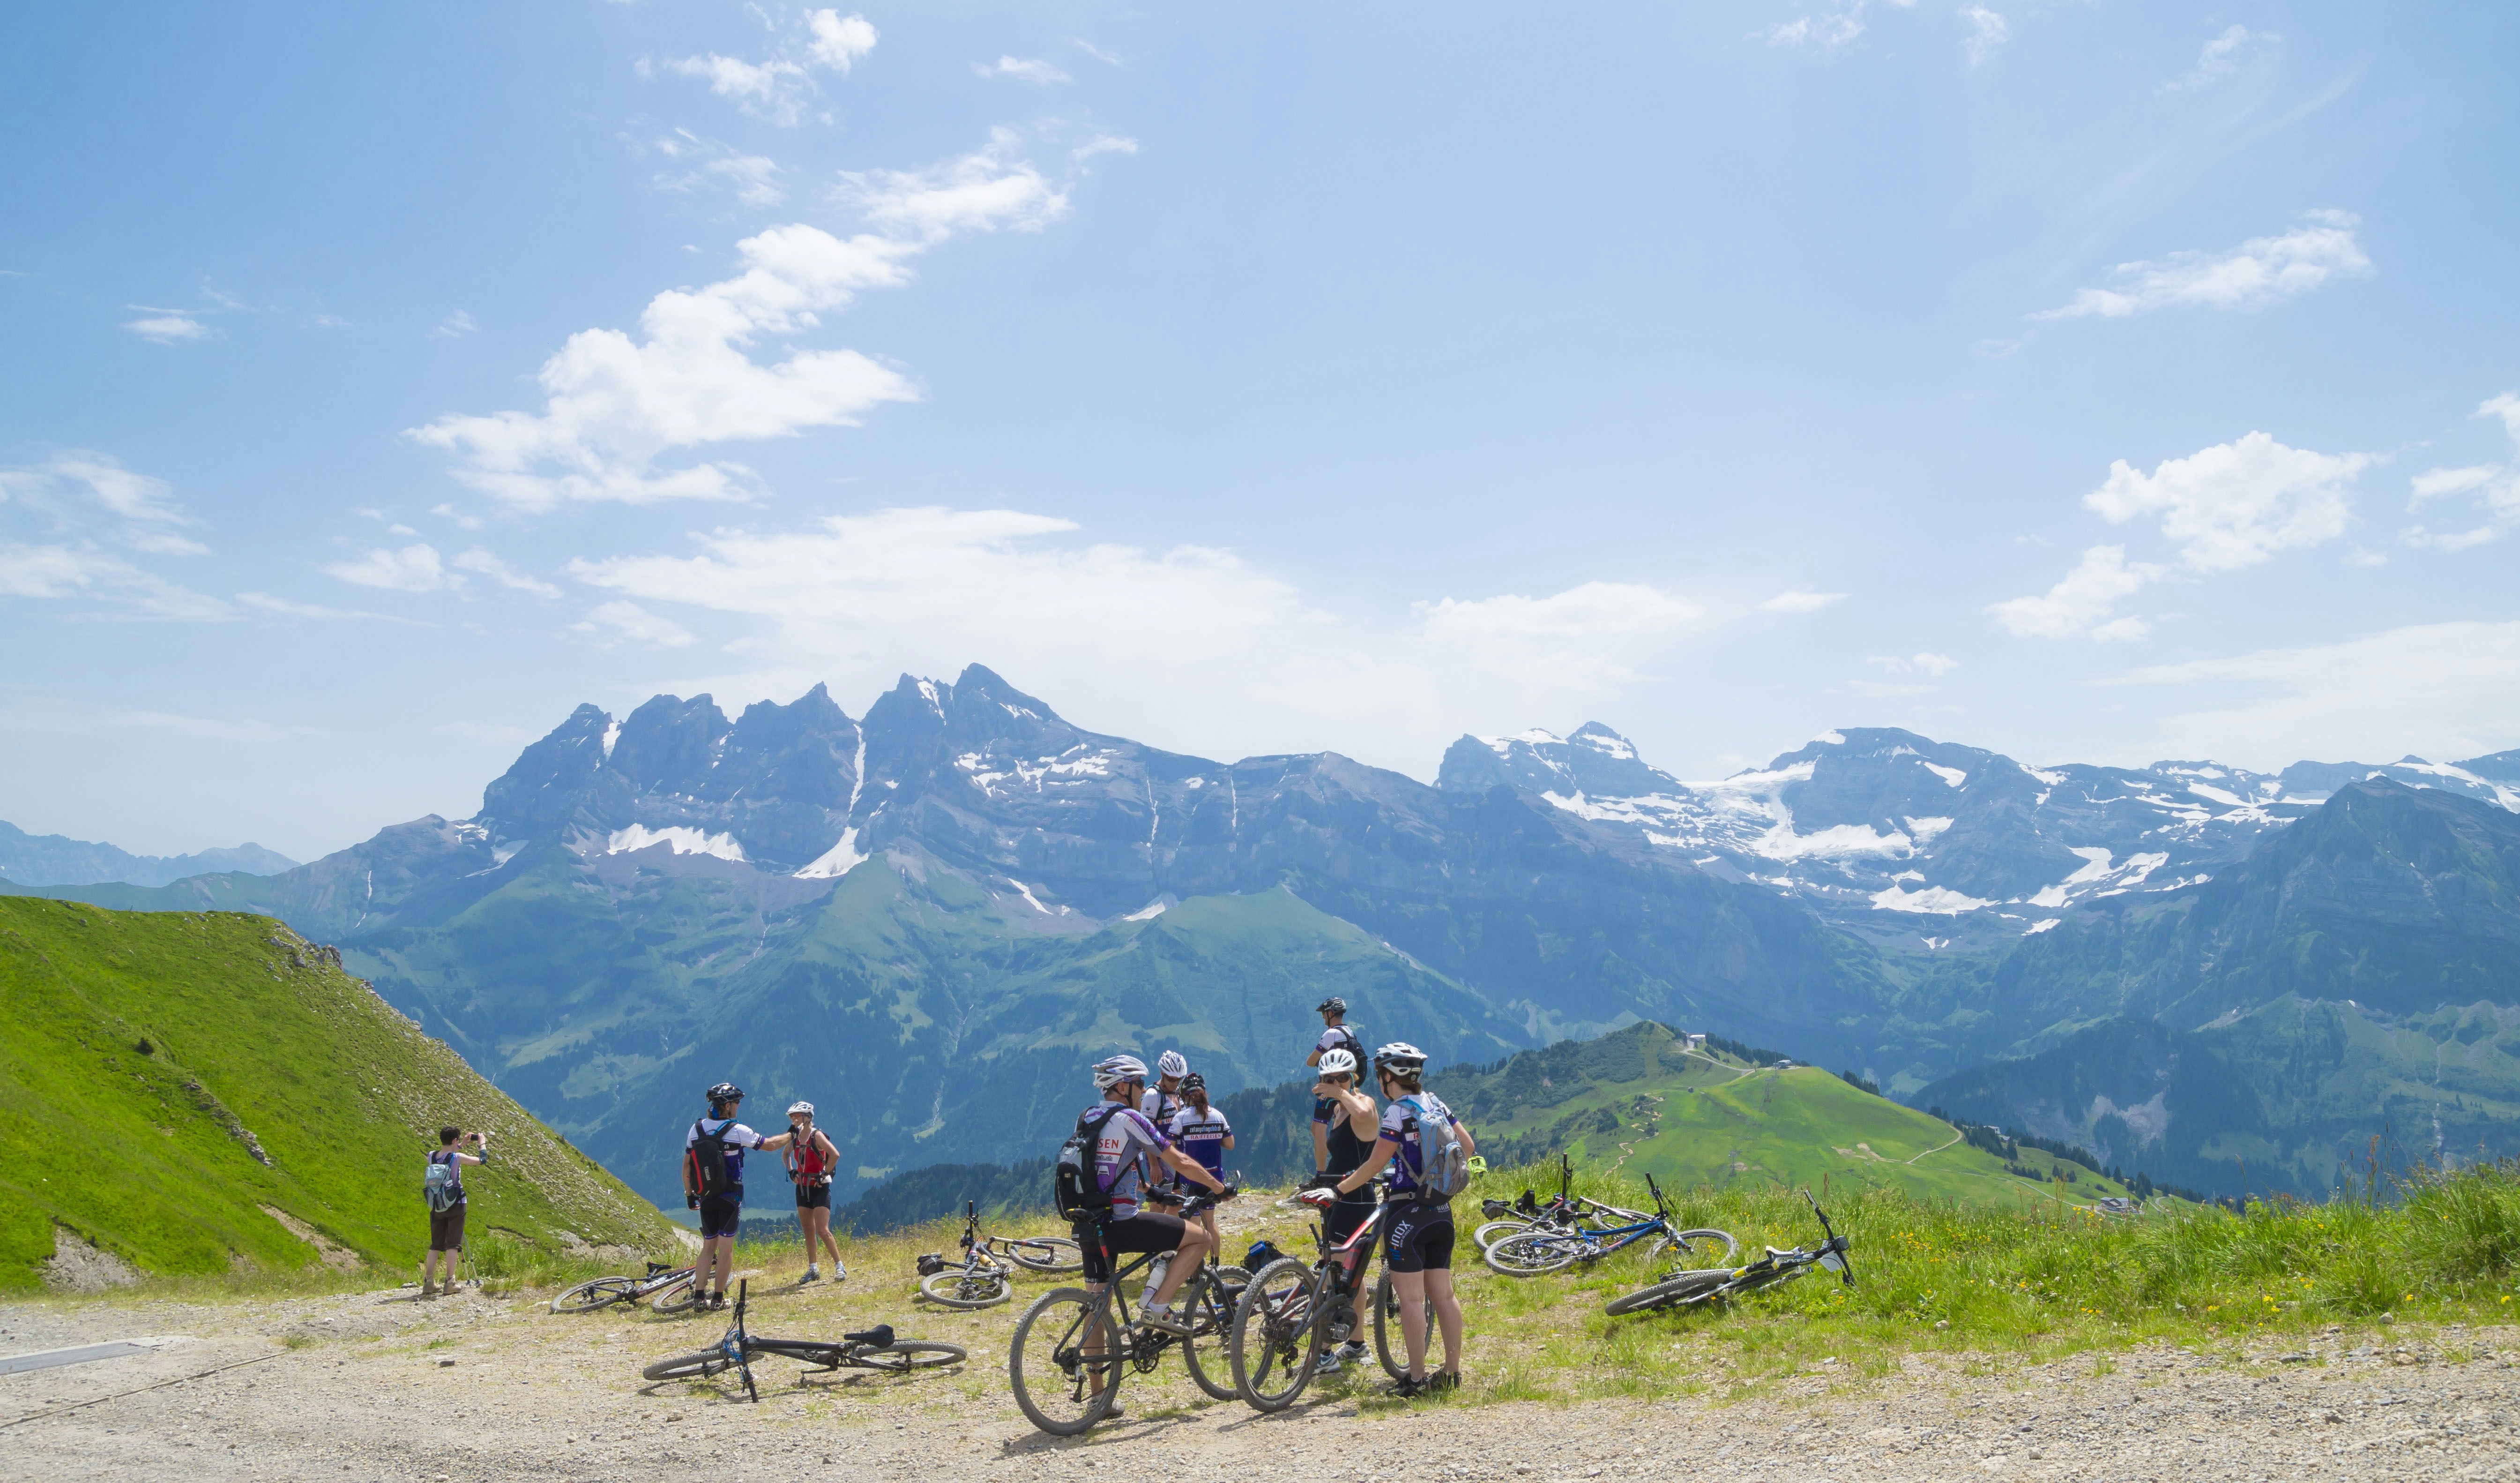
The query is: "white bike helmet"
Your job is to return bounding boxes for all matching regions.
[1373,1041,1428,1072]
[1093,1053,1149,1090]
[788,1101,814,1117]
[1317,1048,1358,1078]
[1157,1049,1189,1079]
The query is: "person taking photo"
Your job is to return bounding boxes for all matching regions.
[421,1126,487,1298]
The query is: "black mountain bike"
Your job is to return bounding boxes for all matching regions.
[640,1281,966,1400]
[1007,1191,1247,1435]
[1228,1182,1425,1411]
[1605,1189,1856,1316]
[550,1259,701,1314]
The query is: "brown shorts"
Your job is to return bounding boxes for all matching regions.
[429,1203,467,1252]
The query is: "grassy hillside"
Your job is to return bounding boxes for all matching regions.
[1445,1022,2142,1208]
[0,897,678,1292]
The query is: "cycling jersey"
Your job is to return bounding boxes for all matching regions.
[1377,1092,1460,1198]
[685,1118,766,1197]
[1081,1102,1171,1218]
[1140,1083,1184,1131]
[1168,1103,1231,1181]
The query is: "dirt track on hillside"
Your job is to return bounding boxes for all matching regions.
[3,1275,2512,1483]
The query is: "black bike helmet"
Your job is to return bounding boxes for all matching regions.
[706,1081,744,1106]
[1317,996,1347,1016]
[1179,1071,1207,1094]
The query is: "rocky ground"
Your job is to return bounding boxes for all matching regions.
[1,1271,2511,1483]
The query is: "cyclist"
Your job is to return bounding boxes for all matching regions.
[1075,1054,1231,1337]
[783,1101,844,1283]
[1306,997,1364,1171]
[1166,1072,1234,1252]
[1316,1041,1475,1396]
[1141,1049,1190,1129]
[1304,1047,1379,1374]
[682,1082,797,1310]
[420,1126,487,1298]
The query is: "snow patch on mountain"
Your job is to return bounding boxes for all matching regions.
[607,824,746,861]
[1871,882,1994,914]
[1922,763,1968,789]
[795,828,866,879]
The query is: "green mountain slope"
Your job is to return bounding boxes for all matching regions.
[0,898,677,1290]
[1442,1022,2139,1207]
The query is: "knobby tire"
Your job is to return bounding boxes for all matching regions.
[1009,1287,1122,1437]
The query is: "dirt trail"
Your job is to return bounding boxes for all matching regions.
[3,1277,2512,1483]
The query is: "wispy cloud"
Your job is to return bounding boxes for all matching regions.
[1418,582,1704,690]
[2164,24,2278,91]
[0,451,212,562]
[123,309,207,344]
[1760,590,1846,614]
[325,543,458,592]
[973,56,1071,85]
[431,309,477,340]
[2035,211,2371,321]
[234,592,420,623]
[575,599,696,648]
[650,8,877,127]
[1869,652,1960,676]
[1072,39,1122,67]
[2404,393,2520,551]
[1959,6,2007,67]
[634,129,787,207]
[1073,135,1138,163]
[450,546,562,598]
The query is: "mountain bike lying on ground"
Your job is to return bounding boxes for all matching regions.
[550,1259,702,1314]
[640,1280,966,1401]
[1484,1172,1737,1276]
[918,1201,1020,1309]
[1007,1189,1248,1435]
[1603,1189,1855,1316]
[1229,1179,1428,1411]
[1471,1155,1650,1252]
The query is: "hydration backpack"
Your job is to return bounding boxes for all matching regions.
[1399,1093,1470,1202]
[423,1152,463,1213]
[1054,1106,1127,1222]
[686,1118,741,1202]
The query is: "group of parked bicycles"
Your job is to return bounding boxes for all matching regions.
[1472,1156,1856,1317]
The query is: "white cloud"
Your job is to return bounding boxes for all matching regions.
[1073,135,1138,162]
[1418,582,1704,690]
[2086,432,2365,573]
[1988,545,2158,640]
[2035,212,2372,321]
[655,9,876,126]
[576,599,697,648]
[234,592,415,623]
[0,697,300,743]
[1959,6,2008,66]
[1763,8,1868,48]
[0,452,211,560]
[123,312,207,343]
[432,310,477,340]
[450,547,563,598]
[325,543,457,592]
[1869,652,1960,676]
[2403,392,2520,551]
[974,56,1071,84]
[804,11,877,71]
[430,502,486,532]
[2164,24,2277,91]
[2112,622,2520,769]
[1760,590,1846,614]
[0,542,230,620]
[1072,39,1122,67]
[410,133,1072,511]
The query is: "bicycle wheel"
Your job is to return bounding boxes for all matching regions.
[1484,1231,1582,1276]
[852,1340,968,1373]
[1370,1272,1435,1382]
[1002,1236,1084,1274]
[641,1348,731,1382]
[1009,1287,1124,1437]
[1661,1228,1739,1264]
[1604,1269,1733,1317]
[921,1268,1012,1309]
[1229,1257,1321,1413]
[550,1276,636,1314]
[649,1272,702,1313]
[1177,1266,1248,1403]
[1471,1219,1536,1251]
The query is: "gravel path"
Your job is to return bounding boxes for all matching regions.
[1,1285,2511,1482]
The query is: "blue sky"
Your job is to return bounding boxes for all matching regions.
[4,1,2517,860]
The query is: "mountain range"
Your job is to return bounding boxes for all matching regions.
[0,819,296,888]
[18,663,2520,1204]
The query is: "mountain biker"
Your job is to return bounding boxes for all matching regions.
[683,1082,797,1310]
[1141,1049,1189,1129]
[421,1126,487,1298]
[1305,1047,1380,1375]
[1166,1072,1233,1252]
[1306,998,1364,1171]
[783,1101,844,1284]
[1075,1054,1231,1337]
[1317,1041,1475,1396]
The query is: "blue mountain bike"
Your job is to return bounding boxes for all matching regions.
[1481,1172,1737,1276]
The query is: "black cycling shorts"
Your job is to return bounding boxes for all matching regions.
[1080,1211,1185,1284]
[698,1195,743,1240]
[794,1182,832,1211]
[1383,1200,1454,1273]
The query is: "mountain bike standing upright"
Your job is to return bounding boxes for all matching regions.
[1007,1191,1247,1435]
[1226,1181,1426,1411]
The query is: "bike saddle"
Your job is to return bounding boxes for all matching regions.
[646,1261,678,1275]
[844,1325,896,1348]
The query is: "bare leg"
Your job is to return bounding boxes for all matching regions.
[1150,1222,1212,1307]
[1391,1268,1431,1379]
[1424,1267,1463,1375]
[806,1207,842,1269]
